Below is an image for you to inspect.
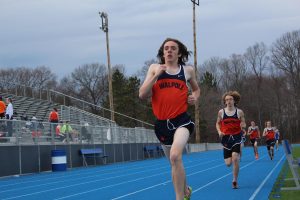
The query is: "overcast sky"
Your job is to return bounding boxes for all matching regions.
[0,0,299,78]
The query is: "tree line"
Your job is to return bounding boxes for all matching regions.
[0,30,299,143]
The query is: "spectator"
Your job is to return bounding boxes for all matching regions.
[60,121,76,142]
[31,116,41,143]
[5,98,13,120]
[48,107,59,137]
[81,122,92,143]
[5,98,13,137]
[0,96,6,119]
[56,121,63,136]
[49,107,59,122]
[20,114,28,121]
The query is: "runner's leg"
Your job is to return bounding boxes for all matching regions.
[170,127,189,200]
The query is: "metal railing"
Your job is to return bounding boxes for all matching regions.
[60,105,116,127]
[0,119,157,145]
[0,83,154,128]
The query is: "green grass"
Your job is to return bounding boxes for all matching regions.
[269,146,300,199]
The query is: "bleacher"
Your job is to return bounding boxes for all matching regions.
[0,92,59,121]
[0,92,116,128]
[60,106,116,127]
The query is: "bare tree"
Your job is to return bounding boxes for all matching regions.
[8,66,57,89]
[0,66,57,98]
[271,30,300,141]
[201,57,224,87]
[136,59,156,83]
[0,68,18,90]
[272,30,300,94]
[71,63,108,111]
[217,54,247,92]
[30,66,57,89]
[244,42,269,128]
[56,76,78,105]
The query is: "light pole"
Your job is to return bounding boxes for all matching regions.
[99,12,115,121]
[191,0,200,143]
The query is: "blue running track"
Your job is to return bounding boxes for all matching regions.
[0,146,285,200]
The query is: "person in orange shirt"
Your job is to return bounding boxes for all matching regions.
[0,96,6,119]
[49,107,59,123]
[263,121,276,160]
[216,91,246,189]
[49,107,59,137]
[139,38,200,200]
[247,121,260,159]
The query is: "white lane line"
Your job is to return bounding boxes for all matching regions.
[2,171,169,200]
[193,155,268,193]
[111,181,172,200]
[1,169,170,200]
[110,152,256,199]
[111,163,224,200]
[55,159,223,200]
[0,153,210,188]
[0,159,166,187]
[2,157,219,199]
[248,155,285,200]
[0,162,170,193]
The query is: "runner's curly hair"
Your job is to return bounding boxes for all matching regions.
[222,91,241,106]
[157,38,191,66]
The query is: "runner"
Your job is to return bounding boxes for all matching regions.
[274,126,280,151]
[216,91,246,189]
[139,38,200,200]
[247,121,260,159]
[262,121,275,160]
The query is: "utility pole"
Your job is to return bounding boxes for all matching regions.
[99,12,115,121]
[191,0,200,143]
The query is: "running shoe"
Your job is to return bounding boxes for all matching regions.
[255,153,259,160]
[184,186,192,200]
[232,181,238,189]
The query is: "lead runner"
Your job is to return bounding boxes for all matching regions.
[139,38,200,200]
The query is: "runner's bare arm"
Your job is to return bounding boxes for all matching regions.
[216,110,224,137]
[186,66,200,105]
[247,127,252,135]
[262,128,267,137]
[239,110,246,129]
[139,64,166,100]
[257,127,261,138]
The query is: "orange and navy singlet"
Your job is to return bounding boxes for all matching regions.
[249,127,259,139]
[49,111,59,122]
[265,128,275,141]
[220,109,241,136]
[151,65,188,120]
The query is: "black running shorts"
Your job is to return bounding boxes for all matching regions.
[250,138,257,146]
[266,139,275,150]
[221,134,242,159]
[154,112,194,145]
